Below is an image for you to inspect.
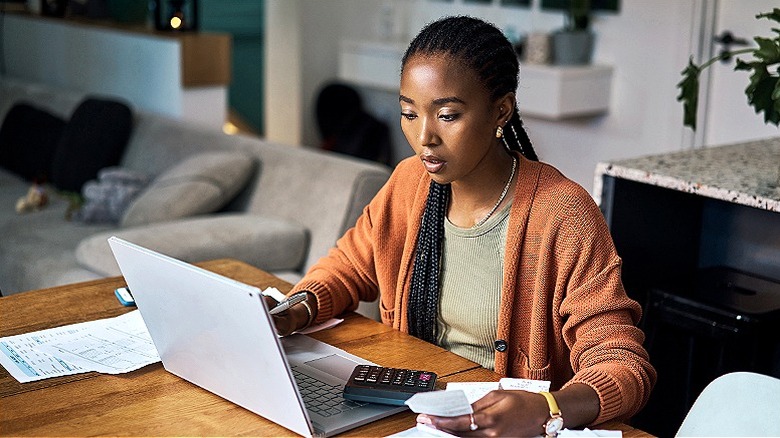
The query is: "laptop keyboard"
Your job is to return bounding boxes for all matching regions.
[291,367,368,417]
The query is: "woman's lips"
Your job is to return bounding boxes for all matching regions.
[421,155,445,174]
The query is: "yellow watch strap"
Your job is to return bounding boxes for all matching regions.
[539,391,561,416]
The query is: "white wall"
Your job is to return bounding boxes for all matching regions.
[2,14,227,129]
[265,0,704,193]
[264,0,303,145]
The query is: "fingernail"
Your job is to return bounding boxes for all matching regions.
[416,414,432,425]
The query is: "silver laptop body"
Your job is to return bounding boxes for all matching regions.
[108,237,404,438]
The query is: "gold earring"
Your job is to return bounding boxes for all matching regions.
[495,126,504,138]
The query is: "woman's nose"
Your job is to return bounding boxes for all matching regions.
[418,118,438,147]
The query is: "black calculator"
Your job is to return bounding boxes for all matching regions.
[342,365,437,406]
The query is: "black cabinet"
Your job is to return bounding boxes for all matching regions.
[599,175,780,437]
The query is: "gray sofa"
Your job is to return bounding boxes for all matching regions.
[0,78,390,317]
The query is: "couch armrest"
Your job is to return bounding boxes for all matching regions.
[75,213,308,277]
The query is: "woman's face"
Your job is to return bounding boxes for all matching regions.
[399,54,510,185]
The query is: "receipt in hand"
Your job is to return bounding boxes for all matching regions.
[404,390,473,417]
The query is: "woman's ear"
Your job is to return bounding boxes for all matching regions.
[495,92,516,125]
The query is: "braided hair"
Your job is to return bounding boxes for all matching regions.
[404,16,539,343]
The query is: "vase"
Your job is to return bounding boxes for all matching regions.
[551,30,595,65]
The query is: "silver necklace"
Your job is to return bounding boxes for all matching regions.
[473,156,517,228]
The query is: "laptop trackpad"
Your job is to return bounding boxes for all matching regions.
[305,354,359,381]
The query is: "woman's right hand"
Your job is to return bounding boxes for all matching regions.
[263,293,316,337]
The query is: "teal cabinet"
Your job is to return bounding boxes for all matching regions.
[200,0,264,134]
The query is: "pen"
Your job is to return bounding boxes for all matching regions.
[268,292,307,315]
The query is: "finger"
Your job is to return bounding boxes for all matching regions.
[262,295,279,309]
[423,413,479,435]
[269,312,295,336]
[471,389,503,411]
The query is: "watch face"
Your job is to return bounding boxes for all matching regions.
[545,417,564,435]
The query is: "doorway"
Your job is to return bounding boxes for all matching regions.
[690,0,779,148]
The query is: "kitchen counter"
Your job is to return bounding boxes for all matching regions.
[594,137,780,212]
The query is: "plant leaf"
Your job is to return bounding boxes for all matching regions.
[754,37,780,63]
[676,57,700,130]
[679,8,780,130]
[743,64,780,125]
[734,58,752,71]
[772,78,780,101]
[756,8,780,24]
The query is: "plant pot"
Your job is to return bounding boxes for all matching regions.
[551,30,595,66]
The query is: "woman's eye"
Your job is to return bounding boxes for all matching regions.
[439,113,459,122]
[401,112,417,121]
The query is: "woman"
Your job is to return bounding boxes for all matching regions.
[270,16,655,436]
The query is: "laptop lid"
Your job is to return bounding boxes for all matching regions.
[108,236,314,437]
[108,237,405,437]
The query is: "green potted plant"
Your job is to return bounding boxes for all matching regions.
[551,0,595,65]
[677,8,780,130]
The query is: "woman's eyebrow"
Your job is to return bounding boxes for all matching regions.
[398,95,465,105]
[432,96,465,105]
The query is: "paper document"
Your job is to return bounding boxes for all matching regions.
[0,310,158,383]
[387,425,620,438]
[444,382,499,403]
[386,423,459,437]
[35,311,159,374]
[405,390,473,417]
[560,429,622,437]
[0,320,95,382]
[444,378,550,404]
[499,377,550,392]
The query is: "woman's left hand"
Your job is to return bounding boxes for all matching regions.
[416,389,550,437]
[416,383,600,437]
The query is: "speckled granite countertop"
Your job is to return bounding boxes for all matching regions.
[594,137,780,213]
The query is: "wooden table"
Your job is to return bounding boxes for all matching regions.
[0,259,652,436]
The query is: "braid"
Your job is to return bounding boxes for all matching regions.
[506,106,539,161]
[404,16,539,342]
[408,181,449,342]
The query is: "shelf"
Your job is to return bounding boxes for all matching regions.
[337,40,613,120]
[519,64,613,120]
[338,40,407,91]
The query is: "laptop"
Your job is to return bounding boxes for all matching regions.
[108,236,405,438]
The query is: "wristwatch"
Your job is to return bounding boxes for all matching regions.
[539,391,564,438]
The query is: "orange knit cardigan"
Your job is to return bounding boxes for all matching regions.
[292,154,656,424]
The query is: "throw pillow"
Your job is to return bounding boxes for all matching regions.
[0,103,66,182]
[120,152,255,227]
[74,167,150,224]
[51,97,133,193]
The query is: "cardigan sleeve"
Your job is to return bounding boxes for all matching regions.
[554,185,656,423]
[291,193,384,324]
[290,158,423,324]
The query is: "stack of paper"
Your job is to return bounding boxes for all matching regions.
[0,310,160,383]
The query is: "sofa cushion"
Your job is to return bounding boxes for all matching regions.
[76,213,309,276]
[0,103,66,182]
[120,152,255,227]
[51,97,133,193]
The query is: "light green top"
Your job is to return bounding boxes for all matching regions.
[436,202,511,370]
